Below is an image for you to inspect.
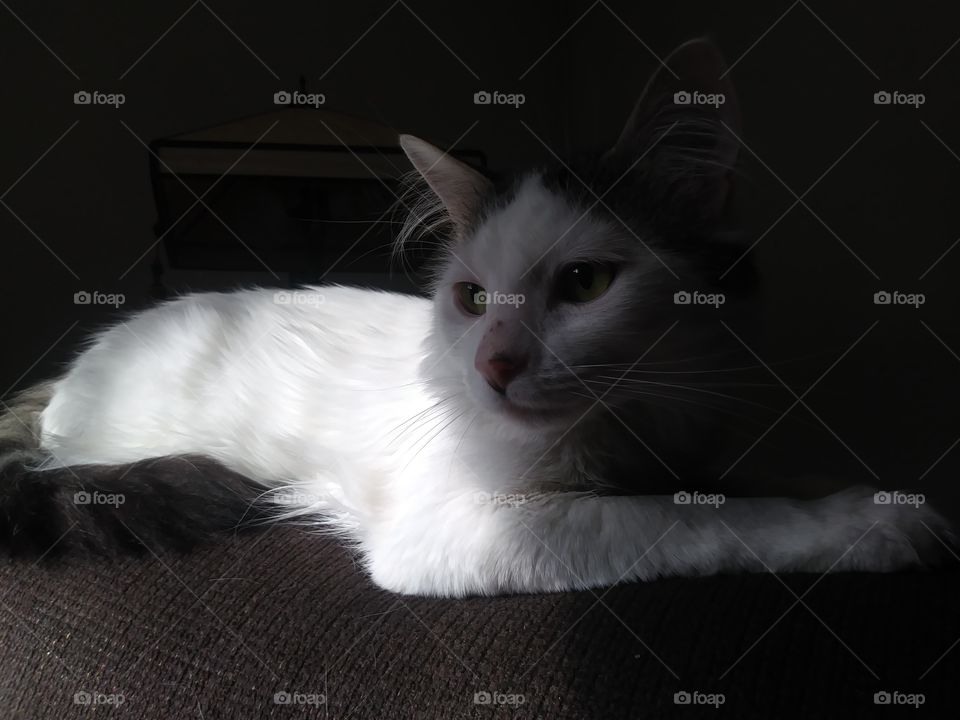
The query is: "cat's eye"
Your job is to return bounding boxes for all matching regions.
[556,263,615,303]
[454,282,487,315]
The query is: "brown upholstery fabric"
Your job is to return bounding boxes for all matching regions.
[0,527,956,719]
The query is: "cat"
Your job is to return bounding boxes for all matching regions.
[0,38,951,597]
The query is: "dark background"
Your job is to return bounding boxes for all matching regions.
[1,1,959,517]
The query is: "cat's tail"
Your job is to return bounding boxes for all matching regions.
[0,384,270,557]
[0,381,51,455]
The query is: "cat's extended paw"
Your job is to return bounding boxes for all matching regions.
[817,488,956,573]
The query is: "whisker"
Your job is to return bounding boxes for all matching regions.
[582,377,776,411]
[402,407,468,472]
[383,394,459,446]
[572,363,765,374]
[579,387,771,427]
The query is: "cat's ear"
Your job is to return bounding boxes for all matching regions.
[609,38,741,218]
[399,135,493,235]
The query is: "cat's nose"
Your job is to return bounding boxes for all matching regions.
[476,353,528,394]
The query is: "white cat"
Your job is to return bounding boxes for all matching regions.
[0,39,950,596]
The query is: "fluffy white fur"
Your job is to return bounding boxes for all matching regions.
[33,40,951,596]
[37,176,948,597]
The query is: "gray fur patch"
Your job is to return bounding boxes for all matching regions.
[0,381,55,452]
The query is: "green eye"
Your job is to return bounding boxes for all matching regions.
[557,263,614,303]
[454,282,487,315]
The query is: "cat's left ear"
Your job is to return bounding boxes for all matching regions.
[400,135,493,237]
[609,38,741,218]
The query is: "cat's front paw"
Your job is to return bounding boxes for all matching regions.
[819,488,955,573]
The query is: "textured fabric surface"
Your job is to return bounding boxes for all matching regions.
[0,526,956,719]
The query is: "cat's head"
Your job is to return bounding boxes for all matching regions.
[401,39,749,437]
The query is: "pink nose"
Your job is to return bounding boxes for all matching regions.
[475,353,527,394]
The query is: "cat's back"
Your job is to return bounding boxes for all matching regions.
[41,285,434,466]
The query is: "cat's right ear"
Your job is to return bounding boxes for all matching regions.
[607,38,741,219]
[399,135,493,236]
